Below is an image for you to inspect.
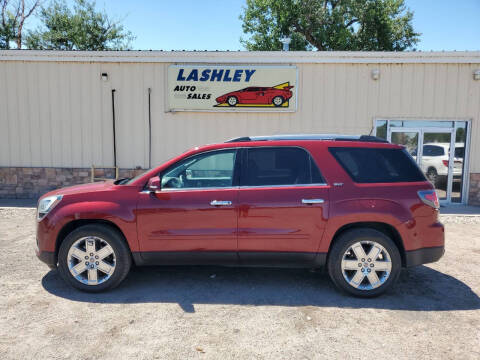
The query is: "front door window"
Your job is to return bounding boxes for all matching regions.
[161,150,236,189]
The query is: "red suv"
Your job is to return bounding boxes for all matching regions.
[35,134,444,297]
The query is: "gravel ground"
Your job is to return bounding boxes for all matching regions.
[0,208,479,360]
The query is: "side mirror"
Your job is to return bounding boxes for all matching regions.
[147,176,161,192]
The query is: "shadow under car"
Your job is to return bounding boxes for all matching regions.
[42,265,480,313]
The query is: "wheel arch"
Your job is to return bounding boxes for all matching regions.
[327,222,406,267]
[55,219,131,261]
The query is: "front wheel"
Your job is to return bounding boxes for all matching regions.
[58,224,131,292]
[327,228,401,297]
[227,96,238,106]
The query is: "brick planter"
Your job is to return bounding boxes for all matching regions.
[468,173,480,206]
[0,167,146,199]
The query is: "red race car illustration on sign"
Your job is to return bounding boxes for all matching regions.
[215,82,294,108]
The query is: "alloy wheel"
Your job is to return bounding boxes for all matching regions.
[67,236,116,286]
[272,96,284,106]
[341,240,392,290]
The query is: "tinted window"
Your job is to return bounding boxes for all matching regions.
[161,150,236,189]
[454,147,464,158]
[329,147,425,183]
[423,145,444,156]
[244,147,324,186]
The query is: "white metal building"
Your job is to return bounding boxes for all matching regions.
[0,50,479,204]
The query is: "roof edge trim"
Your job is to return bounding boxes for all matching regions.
[1,50,479,64]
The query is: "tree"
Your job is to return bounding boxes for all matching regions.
[25,0,134,50]
[240,0,420,51]
[0,0,40,49]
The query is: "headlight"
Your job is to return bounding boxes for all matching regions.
[37,195,63,221]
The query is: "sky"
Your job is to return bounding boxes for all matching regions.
[33,0,480,51]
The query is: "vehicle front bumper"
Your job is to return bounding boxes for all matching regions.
[35,246,57,269]
[35,217,59,269]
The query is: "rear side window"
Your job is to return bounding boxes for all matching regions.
[329,147,425,183]
[244,147,324,186]
[423,145,444,156]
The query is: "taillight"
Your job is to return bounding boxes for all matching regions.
[442,160,449,167]
[418,190,440,209]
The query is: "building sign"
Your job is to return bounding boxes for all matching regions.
[167,65,297,112]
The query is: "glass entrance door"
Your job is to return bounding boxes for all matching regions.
[452,123,468,203]
[388,127,455,203]
[390,131,419,156]
[420,130,454,201]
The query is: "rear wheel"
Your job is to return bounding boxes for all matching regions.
[272,95,284,107]
[58,224,131,292]
[327,228,401,297]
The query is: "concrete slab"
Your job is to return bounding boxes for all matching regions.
[0,198,37,208]
[439,204,480,216]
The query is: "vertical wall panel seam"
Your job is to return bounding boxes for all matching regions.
[453,64,460,115]
[1,63,11,166]
[35,62,44,165]
[80,65,85,167]
[12,63,21,165]
[23,61,33,166]
[420,64,426,116]
[65,65,72,166]
[46,63,53,167]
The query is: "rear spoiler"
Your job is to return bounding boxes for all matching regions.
[282,86,294,90]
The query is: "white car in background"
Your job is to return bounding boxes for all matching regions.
[414,143,464,187]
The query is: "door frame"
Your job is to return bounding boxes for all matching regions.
[386,125,458,204]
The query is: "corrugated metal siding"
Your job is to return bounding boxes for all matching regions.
[1,61,479,171]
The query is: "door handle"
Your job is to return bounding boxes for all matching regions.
[302,198,325,204]
[210,200,232,206]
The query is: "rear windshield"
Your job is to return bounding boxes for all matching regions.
[329,147,426,183]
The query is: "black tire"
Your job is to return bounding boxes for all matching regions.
[58,224,132,292]
[272,95,284,107]
[327,228,401,298]
[227,96,238,106]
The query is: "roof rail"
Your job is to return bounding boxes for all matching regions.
[225,134,389,143]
